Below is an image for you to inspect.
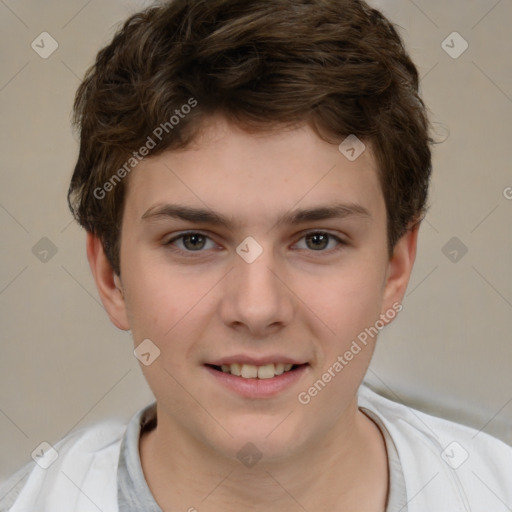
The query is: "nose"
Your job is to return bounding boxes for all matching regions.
[219,243,294,338]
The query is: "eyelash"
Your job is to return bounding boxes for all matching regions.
[164,230,347,257]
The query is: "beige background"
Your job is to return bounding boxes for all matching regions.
[1,0,511,480]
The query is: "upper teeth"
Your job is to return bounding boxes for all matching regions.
[220,363,294,379]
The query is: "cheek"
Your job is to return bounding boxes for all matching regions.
[306,261,386,348]
[121,255,217,347]
[121,254,179,339]
[121,263,201,392]
[296,266,386,416]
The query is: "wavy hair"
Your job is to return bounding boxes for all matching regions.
[68,0,433,275]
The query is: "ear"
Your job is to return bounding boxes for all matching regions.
[380,222,420,320]
[86,231,130,331]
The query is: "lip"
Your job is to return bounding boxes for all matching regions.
[207,355,306,366]
[204,363,309,399]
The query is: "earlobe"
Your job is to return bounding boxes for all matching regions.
[86,232,130,331]
[381,222,420,320]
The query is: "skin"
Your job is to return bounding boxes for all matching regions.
[87,116,419,511]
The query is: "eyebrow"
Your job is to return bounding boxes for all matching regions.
[141,202,371,229]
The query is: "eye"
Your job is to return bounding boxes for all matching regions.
[294,231,345,252]
[164,230,346,256]
[165,232,217,252]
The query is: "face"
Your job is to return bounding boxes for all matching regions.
[90,116,416,462]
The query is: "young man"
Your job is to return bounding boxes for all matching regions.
[1,0,511,510]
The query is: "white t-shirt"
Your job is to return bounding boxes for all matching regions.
[1,384,511,511]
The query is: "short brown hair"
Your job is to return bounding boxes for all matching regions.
[68,0,433,275]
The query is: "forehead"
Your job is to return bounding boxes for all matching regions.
[123,117,384,227]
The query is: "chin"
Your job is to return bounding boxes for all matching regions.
[204,414,312,464]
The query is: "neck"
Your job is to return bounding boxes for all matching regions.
[139,399,389,511]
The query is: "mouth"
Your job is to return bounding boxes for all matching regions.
[204,356,310,398]
[206,362,307,379]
